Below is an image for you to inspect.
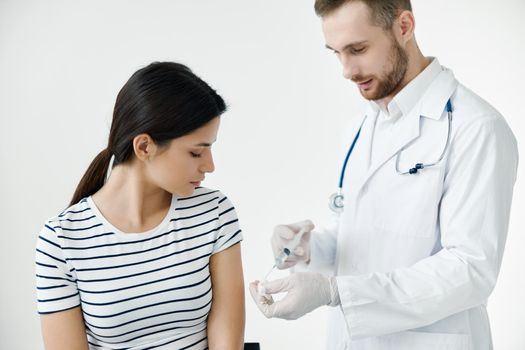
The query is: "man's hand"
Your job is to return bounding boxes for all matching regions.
[271,220,314,269]
[249,272,340,320]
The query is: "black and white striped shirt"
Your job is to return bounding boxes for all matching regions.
[35,188,242,349]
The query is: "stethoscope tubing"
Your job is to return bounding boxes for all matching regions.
[330,99,453,212]
[395,99,453,175]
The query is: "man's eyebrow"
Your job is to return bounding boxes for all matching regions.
[325,40,368,53]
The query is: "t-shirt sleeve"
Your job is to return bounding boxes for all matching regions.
[212,194,243,254]
[35,220,80,314]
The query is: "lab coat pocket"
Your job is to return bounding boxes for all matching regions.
[371,160,445,238]
[384,330,469,350]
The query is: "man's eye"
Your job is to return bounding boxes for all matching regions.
[352,47,365,54]
[190,152,202,158]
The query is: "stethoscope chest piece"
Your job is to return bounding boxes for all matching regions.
[328,191,345,213]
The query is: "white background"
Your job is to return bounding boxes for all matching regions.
[1,0,524,349]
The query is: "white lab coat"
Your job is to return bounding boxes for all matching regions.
[306,67,519,349]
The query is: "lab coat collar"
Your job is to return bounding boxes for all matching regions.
[367,57,442,121]
[417,67,459,120]
[351,61,459,194]
[394,57,443,119]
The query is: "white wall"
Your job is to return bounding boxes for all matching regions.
[0,0,523,348]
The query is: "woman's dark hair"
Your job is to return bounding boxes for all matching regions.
[69,62,227,206]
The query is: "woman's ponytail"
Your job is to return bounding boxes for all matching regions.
[69,148,112,206]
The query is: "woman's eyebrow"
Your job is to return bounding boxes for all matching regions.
[193,142,214,147]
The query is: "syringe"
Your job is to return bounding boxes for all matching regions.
[263,227,306,281]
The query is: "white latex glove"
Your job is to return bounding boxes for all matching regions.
[271,220,315,269]
[249,272,340,320]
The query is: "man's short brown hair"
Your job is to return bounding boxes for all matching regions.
[314,0,412,30]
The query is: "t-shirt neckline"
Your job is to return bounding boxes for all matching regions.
[86,195,177,237]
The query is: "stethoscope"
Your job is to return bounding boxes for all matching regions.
[329,99,453,213]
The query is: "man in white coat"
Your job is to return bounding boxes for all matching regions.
[249,1,519,349]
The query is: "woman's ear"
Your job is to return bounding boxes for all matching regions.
[132,134,157,161]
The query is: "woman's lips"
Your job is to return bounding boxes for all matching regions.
[190,181,201,187]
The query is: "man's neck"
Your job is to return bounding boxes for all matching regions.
[379,54,430,109]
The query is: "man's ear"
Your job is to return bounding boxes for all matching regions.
[395,10,415,45]
[132,133,157,162]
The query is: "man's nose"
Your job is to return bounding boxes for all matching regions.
[341,55,359,80]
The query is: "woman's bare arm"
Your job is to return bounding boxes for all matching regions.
[207,243,245,349]
[40,307,89,350]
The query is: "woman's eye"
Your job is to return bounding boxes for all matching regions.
[352,47,365,54]
[190,152,202,158]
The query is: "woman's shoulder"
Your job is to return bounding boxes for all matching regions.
[175,187,239,224]
[43,197,97,234]
[179,188,242,252]
[177,187,234,207]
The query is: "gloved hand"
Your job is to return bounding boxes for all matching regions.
[249,272,340,320]
[271,220,315,269]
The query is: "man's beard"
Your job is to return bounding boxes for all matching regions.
[357,38,409,101]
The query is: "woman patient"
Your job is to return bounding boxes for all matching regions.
[35,62,245,349]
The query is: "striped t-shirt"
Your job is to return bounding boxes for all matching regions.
[35,188,242,349]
